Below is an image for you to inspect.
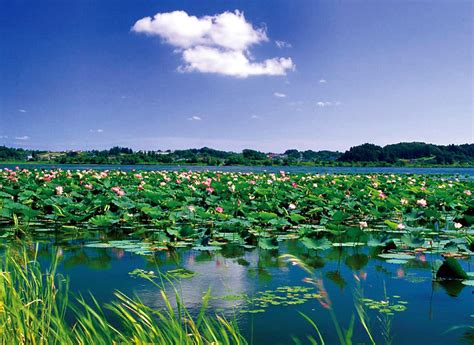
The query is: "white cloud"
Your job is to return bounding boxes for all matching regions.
[319,79,327,84]
[317,101,341,107]
[18,109,26,113]
[180,46,293,78]
[132,10,266,50]
[275,40,291,48]
[273,92,286,98]
[132,10,295,78]
[250,115,260,119]
[188,115,202,121]
[15,136,29,140]
[275,40,292,49]
[89,129,104,133]
[132,10,267,51]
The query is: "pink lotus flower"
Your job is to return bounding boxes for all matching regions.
[288,203,296,210]
[454,222,462,229]
[206,187,214,194]
[378,191,387,199]
[397,223,405,230]
[111,186,125,197]
[215,206,223,213]
[187,205,195,212]
[359,221,368,229]
[291,182,298,188]
[464,190,472,196]
[55,186,63,195]
[416,199,427,207]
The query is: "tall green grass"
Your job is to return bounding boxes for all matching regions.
[0,248,246,345]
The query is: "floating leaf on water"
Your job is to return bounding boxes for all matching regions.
[300,237,332,251]
[84,242,113,248]
[386,259,409,264]
[378,253,415,260]
[332,242,365,247]
[166,268,196,279]
[192,245,222,251]
[461,280,474,286]
[258,237,279,250]
[391,304,408,312]
[240,244,256,249]
[129,268,156,279]
[240,309,265,314]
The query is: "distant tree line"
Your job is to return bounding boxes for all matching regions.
[0,142,473,166]
[338,142,474,165]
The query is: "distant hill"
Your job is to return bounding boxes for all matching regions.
[338,142,474,165]
[0,142,472,166]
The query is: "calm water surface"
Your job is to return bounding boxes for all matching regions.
[1,165,473,343]
[2,163,474,177]
[4,233,472,345]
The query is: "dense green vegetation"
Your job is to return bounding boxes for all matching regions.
[1,142,473,166]
[0,248,245,344]
[1,169,473,256]
[339,142,474,165]
[1,169,473,344]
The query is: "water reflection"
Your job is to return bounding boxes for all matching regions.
[1,236,473,345]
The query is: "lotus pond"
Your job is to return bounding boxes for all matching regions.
[0,168,473,344]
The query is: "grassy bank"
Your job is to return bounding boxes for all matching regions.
[0,247,245,344]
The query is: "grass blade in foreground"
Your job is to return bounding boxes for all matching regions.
[0,248,245,345]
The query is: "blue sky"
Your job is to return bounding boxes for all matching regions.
[1,0,472,152]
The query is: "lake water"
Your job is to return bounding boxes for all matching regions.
[4,231,473,345]
[2,163,474,177]
[1,165,473,343]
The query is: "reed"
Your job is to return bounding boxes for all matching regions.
[0,247,245,345]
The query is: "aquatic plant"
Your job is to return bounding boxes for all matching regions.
[0,247,245,344]
[281,254,413,345]
[1,169,472,259]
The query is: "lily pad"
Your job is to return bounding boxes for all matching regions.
[386,259,409,264]
[378,253,415,260]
